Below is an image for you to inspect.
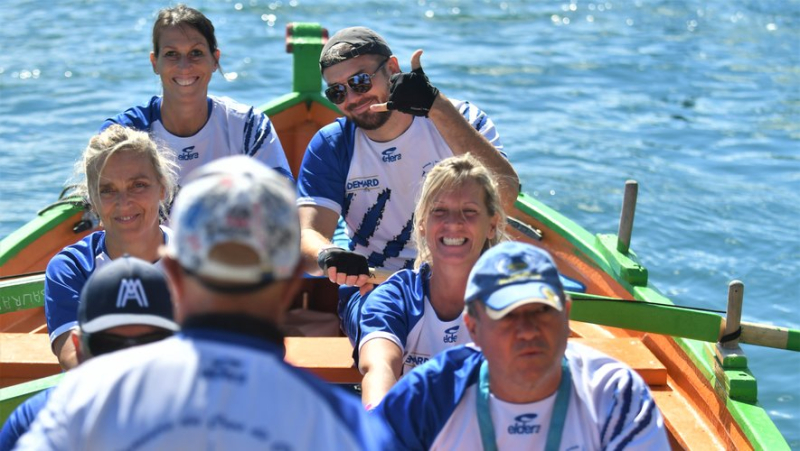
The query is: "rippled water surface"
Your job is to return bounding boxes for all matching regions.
[1,0,798,445]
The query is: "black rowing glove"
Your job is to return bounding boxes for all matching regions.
[386,67,439,117]
[317,247,370,276]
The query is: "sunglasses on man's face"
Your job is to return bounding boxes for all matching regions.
[324,59,389,105]
[86,330,174,357]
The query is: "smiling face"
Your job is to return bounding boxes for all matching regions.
[151,25,219,101]
[97,151,165,247]
[421,180,499,270]
[322,54,393,130]
[465,300,571,401]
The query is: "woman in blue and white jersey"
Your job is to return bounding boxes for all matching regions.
[342,154,509,408]
[100,5,292,184]
[44,125,177,370]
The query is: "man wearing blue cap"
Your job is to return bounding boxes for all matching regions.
[1,255,177,451]
[375,241,669,450]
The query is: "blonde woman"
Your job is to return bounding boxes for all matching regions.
[341,153,509,408]
[44,125,177,370]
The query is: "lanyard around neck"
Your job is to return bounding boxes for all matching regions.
[476,357,572,451]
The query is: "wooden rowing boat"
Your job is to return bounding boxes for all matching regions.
[0,23,793,450]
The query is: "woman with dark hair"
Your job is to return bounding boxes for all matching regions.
[101,4,291,183]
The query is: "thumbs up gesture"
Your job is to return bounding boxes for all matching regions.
[371,50,439,117]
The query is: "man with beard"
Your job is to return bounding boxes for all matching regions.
[296,27,519,292]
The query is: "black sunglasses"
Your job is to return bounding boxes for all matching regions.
[86,330,174,357]
[324,59,389,105]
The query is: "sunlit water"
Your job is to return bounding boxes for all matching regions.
[1,0,797,445]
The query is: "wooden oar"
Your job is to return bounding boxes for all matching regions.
[568,292,800,352]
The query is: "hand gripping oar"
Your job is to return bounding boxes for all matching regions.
[568,291,800,352]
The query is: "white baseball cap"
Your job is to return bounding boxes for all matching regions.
[166,156,300,290]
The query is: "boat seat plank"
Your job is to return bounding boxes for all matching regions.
[0,333,60,389]
[284,337,361,383]
[0,333,665,387]
[570,337,667,386]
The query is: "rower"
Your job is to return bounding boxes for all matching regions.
[295,26,520,328]
[375,241,670,450]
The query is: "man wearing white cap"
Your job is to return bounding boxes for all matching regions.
[17,156,390,450]
[2,255,177,450]
[375,241,669,450]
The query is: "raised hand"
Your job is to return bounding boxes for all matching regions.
[371,50,439,117]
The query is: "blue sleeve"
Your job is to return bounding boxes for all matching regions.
[242,108,294,183]
[0,389,52,451]
[457,101,506,158]
[99,96,161,132]
[296,120,354,212]
[599,368,668,449]
[375,346,483,450]
[356,270,424,351]
[44,243,94,341]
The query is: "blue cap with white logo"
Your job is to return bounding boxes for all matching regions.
[79,255,178,334]
[465,242,565,320]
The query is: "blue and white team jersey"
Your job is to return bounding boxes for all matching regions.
[101,95,293,184]
[376,342,669,451]
[297,100,504,271]
[16,319,391,450]
[344,264,470,374]
[44,226,172,343]
[0,388,51,451]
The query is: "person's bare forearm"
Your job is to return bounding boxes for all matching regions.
[428,94,520,209]
[361,366,399,408]
[300,228,331,275]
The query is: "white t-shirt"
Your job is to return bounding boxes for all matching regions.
[16,319,391,450]
[297,99,504,271]
[376,342,670,450]
[102,95,292,184]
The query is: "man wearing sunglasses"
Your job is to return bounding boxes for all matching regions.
[16,157,391,450]
[0,255,177,451]
[297,26,520,290]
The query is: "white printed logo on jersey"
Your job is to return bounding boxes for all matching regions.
[116,279,149,308]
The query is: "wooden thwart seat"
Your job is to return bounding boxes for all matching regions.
[0,334,666,388]
[0,333,61,388]
[284,336,668,386]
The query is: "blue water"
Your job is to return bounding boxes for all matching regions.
[1,0,798,444]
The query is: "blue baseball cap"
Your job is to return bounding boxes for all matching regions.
[465,242,566,320]
[79,255,178,334]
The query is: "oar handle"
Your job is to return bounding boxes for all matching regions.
[738,321,800,352]
[568,292,800,353]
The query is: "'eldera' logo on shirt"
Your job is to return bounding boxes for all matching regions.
[508,414,541,435]
[178,146,199,161]
[381,147,402,163]
[443,325,459,343]
[116,279,149,308]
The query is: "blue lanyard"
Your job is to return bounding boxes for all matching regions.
[476,358,572,451]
